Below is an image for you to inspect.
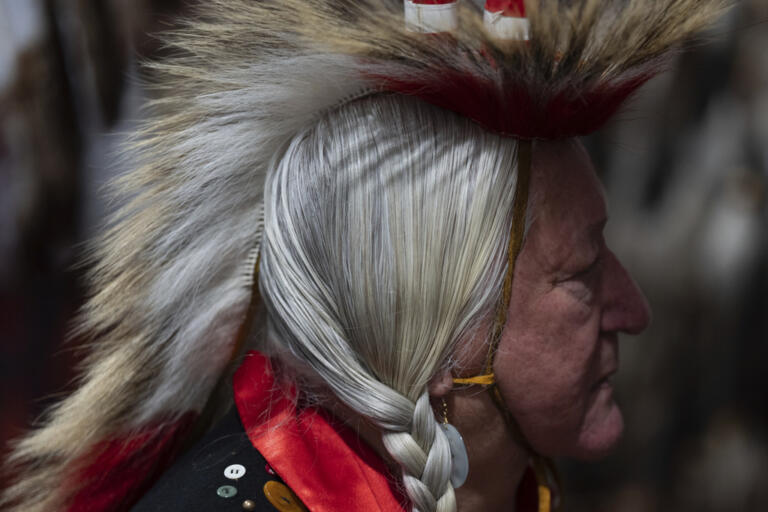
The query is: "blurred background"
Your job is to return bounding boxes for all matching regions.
[0,1,766,511]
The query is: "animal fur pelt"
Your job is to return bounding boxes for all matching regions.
[2,0,727,510]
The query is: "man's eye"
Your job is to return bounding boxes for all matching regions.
[555,256,601,301]
[559,255,601,283]
[573,257,601,279]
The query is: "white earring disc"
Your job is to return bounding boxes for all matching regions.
[440,423,469,488]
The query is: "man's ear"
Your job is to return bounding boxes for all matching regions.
[427,367,453,397]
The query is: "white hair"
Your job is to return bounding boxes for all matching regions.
[259,95,521,512]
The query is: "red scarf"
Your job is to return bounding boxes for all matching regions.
[233,351,408,511]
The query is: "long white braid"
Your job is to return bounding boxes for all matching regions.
[259,95,520,511]
[382,392,456,511]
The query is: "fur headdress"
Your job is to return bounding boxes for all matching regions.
[3,1,727,510]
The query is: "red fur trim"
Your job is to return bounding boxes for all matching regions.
[64,413,197,512]
[379,70,652,139]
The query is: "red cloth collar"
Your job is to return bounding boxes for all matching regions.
[233,350,540,512]
[233,351,408,512]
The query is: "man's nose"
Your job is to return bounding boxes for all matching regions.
[600,250,652,335]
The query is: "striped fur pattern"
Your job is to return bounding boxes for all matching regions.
[2,1,726,510]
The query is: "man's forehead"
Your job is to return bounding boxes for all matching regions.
[524,141,608,269]
[530,141,607,226]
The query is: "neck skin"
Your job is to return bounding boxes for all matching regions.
[330,387,530,511]
[448,387,530,511]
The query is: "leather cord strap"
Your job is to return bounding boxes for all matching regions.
[452,138,532,389]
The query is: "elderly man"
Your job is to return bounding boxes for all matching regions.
[2,1,722,511]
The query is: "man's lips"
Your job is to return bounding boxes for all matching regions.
[594,334,620,390]
[592,367,618,390]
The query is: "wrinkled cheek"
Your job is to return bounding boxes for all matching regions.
[499,370,589,450]
[496,336,592,416]
[493,315,602,453]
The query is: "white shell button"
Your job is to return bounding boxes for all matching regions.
[224,464,246,480]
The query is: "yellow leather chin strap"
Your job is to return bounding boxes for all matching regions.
[452,139,531,389]
[451,140,559,512]
[451,374,496,386]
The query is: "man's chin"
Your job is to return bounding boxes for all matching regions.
[573,402,625,460]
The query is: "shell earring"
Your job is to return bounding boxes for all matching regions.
[439,398,469,488]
